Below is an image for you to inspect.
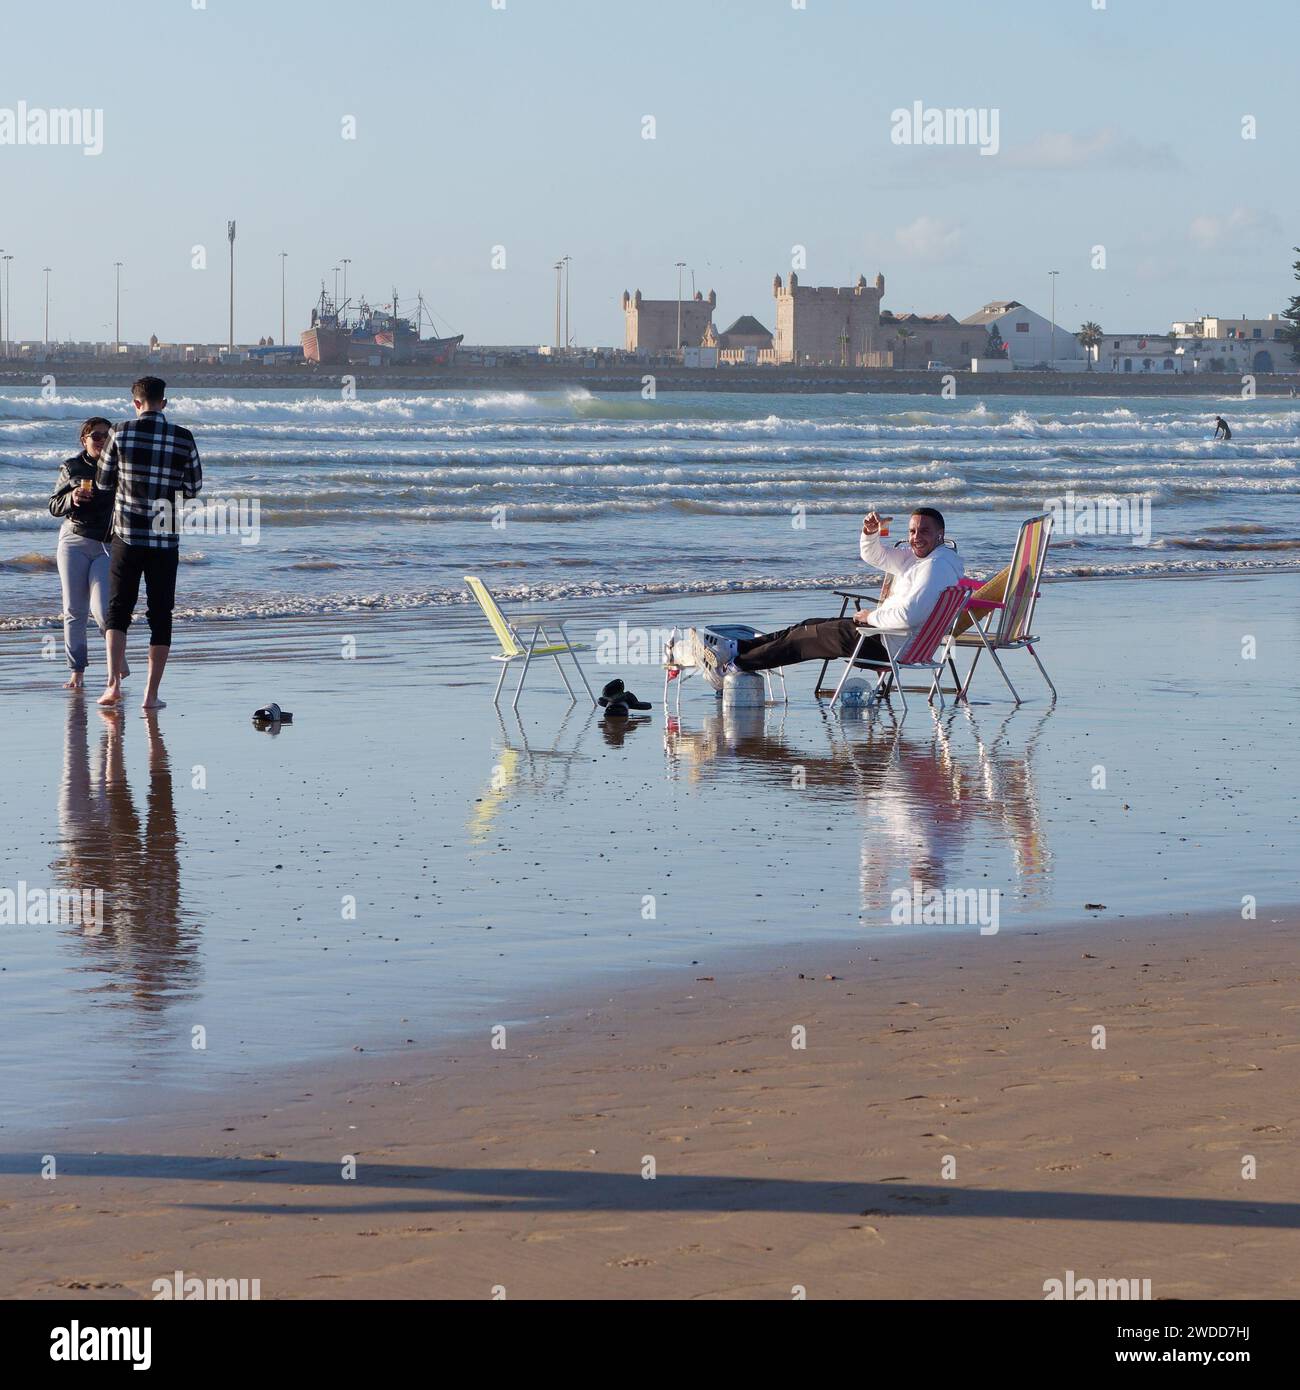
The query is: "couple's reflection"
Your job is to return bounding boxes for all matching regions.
[664,704,1051,915]
[53,701,197,1010]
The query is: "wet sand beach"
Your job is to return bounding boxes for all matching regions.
[1,571,1298,1296]
[1,908,1297,1300]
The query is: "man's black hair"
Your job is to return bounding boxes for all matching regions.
[131,375,166,406]
[912,506,946,533]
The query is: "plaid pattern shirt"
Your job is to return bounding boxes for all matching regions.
[95,411,202,549]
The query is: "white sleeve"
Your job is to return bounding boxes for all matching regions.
[869,557,949,631]
[860,530,914,577]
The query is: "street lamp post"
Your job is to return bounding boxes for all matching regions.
[43,266,52,345]
[1049,269,1059,367]
[675,261,686,352]
[2,256,12,359]
[562,255,571,353]
[280,252,288,348]
[332,265,340,313]
[114,261,122,352]
[553,261,562,352]
[227,221,236,352]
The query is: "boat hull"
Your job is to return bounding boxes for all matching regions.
[301,327,350,365]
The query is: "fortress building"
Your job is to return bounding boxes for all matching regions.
[623,288,716,352]
[772,272,889,366]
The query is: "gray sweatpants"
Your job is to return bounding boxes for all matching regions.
[57,527,111,671]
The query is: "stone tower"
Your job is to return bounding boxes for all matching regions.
[772,272,886,365]
[623,287,717,352]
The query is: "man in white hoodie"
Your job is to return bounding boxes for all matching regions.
[694,507,963,685]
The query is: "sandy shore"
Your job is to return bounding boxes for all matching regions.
[3,906,1296,1300]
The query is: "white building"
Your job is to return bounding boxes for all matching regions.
[1093,334,1184,374]
[1169,314,1293,374]
[960,299,1083,367]
[1093,322,1297,375]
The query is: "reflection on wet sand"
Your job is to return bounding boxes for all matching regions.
[664,704,1052,918]
[469,706,598,843]
[52,702,198,1011]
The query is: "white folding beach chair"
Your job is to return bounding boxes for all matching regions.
[951,515,1056,704]
[829,582,976,714]
[464,575,596,710]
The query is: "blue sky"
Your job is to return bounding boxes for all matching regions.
[1,0,1295,346]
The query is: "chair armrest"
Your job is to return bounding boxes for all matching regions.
[832,588,882,604]
[966,597,1004,609]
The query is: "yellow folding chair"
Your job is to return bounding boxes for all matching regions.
[464,575,596,710]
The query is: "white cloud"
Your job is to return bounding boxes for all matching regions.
[894,215,962,261]
[1004,127,1183,172]
[1188,206,1280,250]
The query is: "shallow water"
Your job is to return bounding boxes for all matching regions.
[2,387,1298,627]
[0,573,1296,1136]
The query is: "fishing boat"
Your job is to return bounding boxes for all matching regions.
[301,285,463,365]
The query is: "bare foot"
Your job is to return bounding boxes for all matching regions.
[140,696,167,711]
[97,680,122,706]
[120,660,130,679]
[64,673,84,690]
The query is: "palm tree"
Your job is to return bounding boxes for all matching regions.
[1077,321,1103,371]
[894,327,915,370]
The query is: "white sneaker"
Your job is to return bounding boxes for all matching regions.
[688,628,736,692]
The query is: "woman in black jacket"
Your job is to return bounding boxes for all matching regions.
[49,416,124,690]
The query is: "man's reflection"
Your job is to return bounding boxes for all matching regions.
[52,702,197,1010]
[664,704,1051,917]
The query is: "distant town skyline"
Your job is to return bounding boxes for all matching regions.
[2,0,1296,347]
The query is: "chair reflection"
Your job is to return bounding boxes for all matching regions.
[468,705,599,843]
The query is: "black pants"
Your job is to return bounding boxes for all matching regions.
[106,539,179,647]
[735,617,889,672]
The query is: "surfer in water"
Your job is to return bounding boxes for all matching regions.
[1213,415,1232,441]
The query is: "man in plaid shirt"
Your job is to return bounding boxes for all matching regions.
[94,376,202,710]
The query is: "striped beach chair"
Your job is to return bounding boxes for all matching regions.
[951,515,1056,704]
[830,582,974,713]
[813,538,960,698]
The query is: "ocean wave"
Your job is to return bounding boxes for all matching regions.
[1154,536,1300,551]
[3,555,1298,630]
